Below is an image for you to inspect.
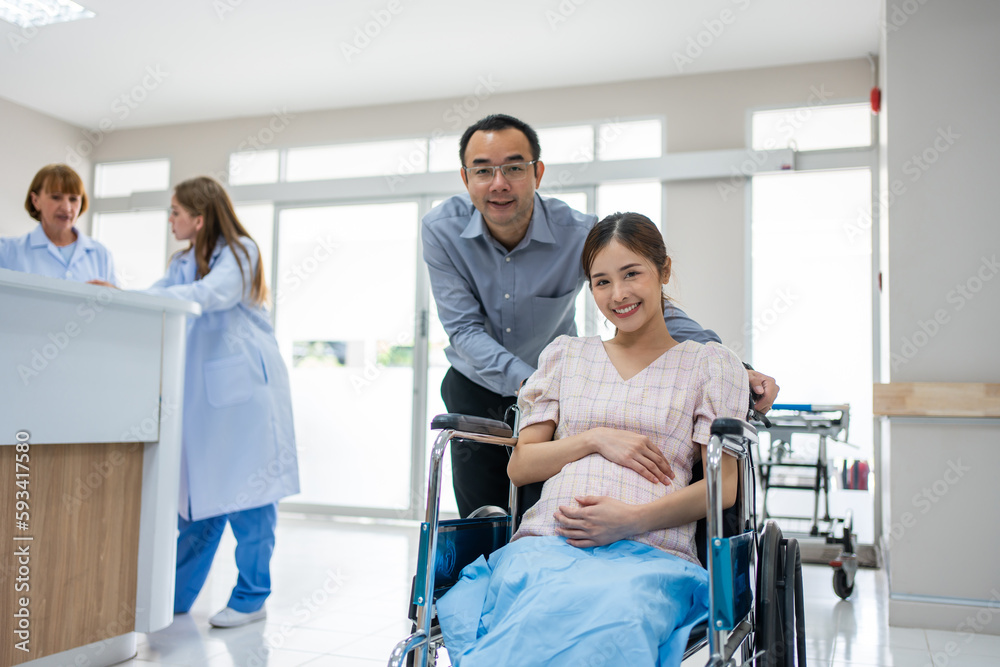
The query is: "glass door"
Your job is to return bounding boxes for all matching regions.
[274,201,420,514]
[425,289,456,514]
[751,168,874,542]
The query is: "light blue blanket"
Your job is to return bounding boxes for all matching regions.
[437,536,709,666]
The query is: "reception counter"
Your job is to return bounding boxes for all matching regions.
[0,268,199,666]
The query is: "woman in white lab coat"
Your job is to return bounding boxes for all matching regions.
[145,176,299,628]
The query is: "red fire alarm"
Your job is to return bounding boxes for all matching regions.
[870,87,881,114]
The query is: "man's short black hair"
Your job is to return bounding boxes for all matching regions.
[458,114,541,167]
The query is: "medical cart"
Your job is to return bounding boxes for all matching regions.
[756,403,860,599]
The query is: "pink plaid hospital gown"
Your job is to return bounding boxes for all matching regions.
[513,335,749,564]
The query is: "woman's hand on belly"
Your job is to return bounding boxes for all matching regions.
[554,495,641,548]
[588,427,675,486]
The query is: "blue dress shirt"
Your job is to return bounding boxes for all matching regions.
[422,193,720,397]
[0,224,118,285]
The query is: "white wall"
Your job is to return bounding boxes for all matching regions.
[85,58,871,350]
[881,0,1000,632]
[885,4,1000,382]
[0,97,92,238]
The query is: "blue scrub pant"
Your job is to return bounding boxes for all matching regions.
[174,503,278,614]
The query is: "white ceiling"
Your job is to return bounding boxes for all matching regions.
[0,0,881,131]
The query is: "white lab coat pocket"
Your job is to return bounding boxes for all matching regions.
[204,354,254,408]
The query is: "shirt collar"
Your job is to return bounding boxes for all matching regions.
[29,225,92,250]
[28,224,50,248]
[177,240,225,265]
[75,228,97,250]
[459,194,557,249]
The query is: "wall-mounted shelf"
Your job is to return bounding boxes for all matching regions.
[873,382,1000,418]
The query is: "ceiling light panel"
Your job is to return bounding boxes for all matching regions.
[0,0,95,28]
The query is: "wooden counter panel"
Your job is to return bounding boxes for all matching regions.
[874,382,1000,418]
[0,442,143,665]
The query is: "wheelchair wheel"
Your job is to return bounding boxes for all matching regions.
[405,621,440,667]
[755,521,785,667]
[468,505,507,518]
[833,569,854,600]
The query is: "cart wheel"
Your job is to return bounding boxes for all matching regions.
[833,569,854,599]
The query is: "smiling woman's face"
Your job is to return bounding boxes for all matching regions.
[589,239,667,334]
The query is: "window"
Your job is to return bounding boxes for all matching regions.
[536,125,594,163]
[752,169,874,541]
[92,211,168,289]
[425,293,457,514]
[274,201,419,510]
[229,150,280,185]
[597,119,663,161]
[94,159,170,198]
[286,139,428,182]
[752,103,871,152]
[596,181,661,227]
[429,133,462,172]
[750,99,877,540]
[234,203,275,291]
[235,118,665,184]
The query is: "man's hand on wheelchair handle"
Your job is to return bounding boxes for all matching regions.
[554,496,639,548]
[748,369,779,414]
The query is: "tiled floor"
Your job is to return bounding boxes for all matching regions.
[122,514,1000,666]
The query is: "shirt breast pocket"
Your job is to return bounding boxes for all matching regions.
[204,354,254,408]
[530,290,578,336]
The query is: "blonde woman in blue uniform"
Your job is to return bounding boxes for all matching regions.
[145,176,300,628]
[0,164,117,283]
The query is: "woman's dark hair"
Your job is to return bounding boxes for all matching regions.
[458,114,541,166]
[581,212,671,312]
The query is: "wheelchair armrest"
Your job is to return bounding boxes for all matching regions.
[711,417,757,438]
[710,418,757,462]
[430,413,513,438]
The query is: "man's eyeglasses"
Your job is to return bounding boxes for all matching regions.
[463,161,537,184]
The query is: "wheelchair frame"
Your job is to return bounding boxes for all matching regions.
[389,413,776,667]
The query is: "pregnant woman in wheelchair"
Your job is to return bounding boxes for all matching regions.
[436,212,750,666]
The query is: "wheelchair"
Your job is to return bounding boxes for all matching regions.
[388,409,806,667]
